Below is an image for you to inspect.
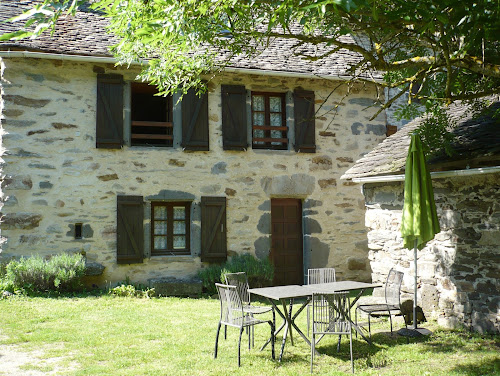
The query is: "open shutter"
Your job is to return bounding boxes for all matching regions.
[294,89,316,153]
[181,88,209,151]
[117,195,144,264]
[221,85,247,151]
[201,196,227,262]
[96,74,123,149]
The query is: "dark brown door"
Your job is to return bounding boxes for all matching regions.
[271,198,303,285]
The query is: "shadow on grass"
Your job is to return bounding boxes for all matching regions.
[450,358,500,376]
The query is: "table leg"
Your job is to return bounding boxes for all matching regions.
[289,297,312,346]
[260,298,286,351]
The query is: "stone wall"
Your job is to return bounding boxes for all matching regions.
[363,174,500,333]
[0,57,387,286]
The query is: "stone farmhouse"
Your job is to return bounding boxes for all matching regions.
[0,1,389,287]
[342,102,500,333]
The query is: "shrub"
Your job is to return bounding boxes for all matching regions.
[2,253,86,294]
[108,282,156,298]
[198,253,274,295]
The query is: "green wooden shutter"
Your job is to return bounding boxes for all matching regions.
[181,88,209,151]
[221,85,247,151]
[201,196,227,262]
[96,74,123,149]
[294,89,316,153]
[117,195,144,264]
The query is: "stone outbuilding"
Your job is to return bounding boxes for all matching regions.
[0,1,391,287]
[342,101,500,333]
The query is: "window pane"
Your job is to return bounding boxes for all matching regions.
[270,113,282,127]
[173,236,186,249]
[271,129,282,139]
[173,221,185,235]
[154,236,167,250]
[154,221,167,235]
[173,206,185,220]
[269,97,282,112]
[253,129,265,144]
[252,95,265,111]
[154,206,167,220]
[253,112,265,126]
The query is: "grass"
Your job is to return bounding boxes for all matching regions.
[0,294,498,375]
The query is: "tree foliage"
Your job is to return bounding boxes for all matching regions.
[2,0,500,133]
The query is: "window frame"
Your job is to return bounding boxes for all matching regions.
[150,201,191,256]
[130,82,174,148]
[251,91,288,150]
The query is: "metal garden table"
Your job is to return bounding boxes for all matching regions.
[248,281,380,361]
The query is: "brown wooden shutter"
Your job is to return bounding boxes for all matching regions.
[294,89,316,153]
[221,85,247,151]
[117,195,144,264]
[181,88,209,151]
[96,74,124,149]
[201,196,227,262]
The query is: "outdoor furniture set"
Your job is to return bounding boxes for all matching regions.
[214,268,405,373]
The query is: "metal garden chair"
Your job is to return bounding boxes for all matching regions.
[355,268,405,339]
[224,272,275,348]
[214,283,275,367]
[307,268,337,335]
[311,291,354,373]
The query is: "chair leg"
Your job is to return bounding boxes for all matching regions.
[214,322,221,359]
[389,313,393,334]
[270,321,275,360]
[355,308,358,339]
[349,328,354,373]
[238,327,244,367]
[307,305,310,336]
[224,325,227,340]
[337,335,341,352]
[368,314,372,341]
[310,333,315,373]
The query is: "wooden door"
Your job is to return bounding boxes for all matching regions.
[271,198,303,285]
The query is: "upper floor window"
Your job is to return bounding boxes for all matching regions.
[251,92,287,150]
[131,83,173,147]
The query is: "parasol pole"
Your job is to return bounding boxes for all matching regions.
[413,238,418,330]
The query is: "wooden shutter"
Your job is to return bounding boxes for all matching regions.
[116,195,144,264]
[293,89,316,153]
[221,85,248,151]
[201,196,227,262]
[96,74,123,149]
[181,88,209,151]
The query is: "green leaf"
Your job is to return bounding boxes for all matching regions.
[0,30,32,41]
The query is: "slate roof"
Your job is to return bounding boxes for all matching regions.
[0,0,380,80]
[341,101,500,180]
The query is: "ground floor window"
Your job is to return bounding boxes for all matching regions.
[151,201,191,255]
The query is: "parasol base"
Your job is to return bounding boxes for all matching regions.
[397,327,432,338]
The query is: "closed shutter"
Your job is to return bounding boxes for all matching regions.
[221,85,247,151]
[294,89,316,153]
[181,88,209,151]
[96,74,124,149]
[201,196,227,262]
[117,195,144,264]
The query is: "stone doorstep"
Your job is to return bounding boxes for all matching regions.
[148,277,202,297]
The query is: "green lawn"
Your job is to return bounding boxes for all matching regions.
[0,295,498,375]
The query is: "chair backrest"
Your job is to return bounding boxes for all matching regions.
[224,272,251,305]
[215,283,244,326]
[385,268,404,307]
[312,291,351,334]
[307,268,336,284]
